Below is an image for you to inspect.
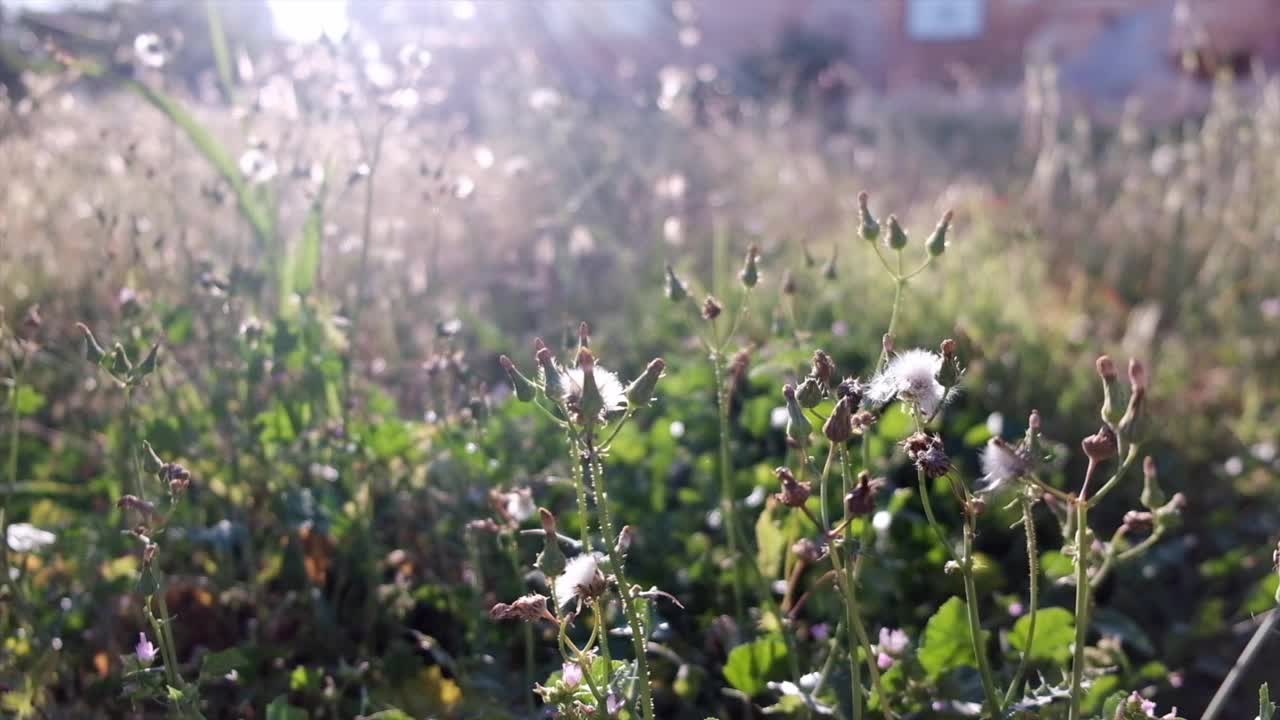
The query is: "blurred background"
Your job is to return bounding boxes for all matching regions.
[1,0,1279,718]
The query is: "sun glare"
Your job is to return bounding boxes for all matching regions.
[268,0,349,42]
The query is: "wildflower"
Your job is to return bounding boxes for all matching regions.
[902,432,950,479]
[554,554,607,610]
[836,376,864,405]
[978,438,1030,493]
[926,209,953,257]
[135,632,158,667]
[774,467,811,508]
[811,350,836,387]
[6,523,56,553]
[562,661,583,688]
[701,296,722,320]
[624,358,665,407]
[607,694,624,715]
[857,191,880,242]
[876,627,909,670]
[868,349,948,416]
[563,351,626,422]
[489,593,558,623]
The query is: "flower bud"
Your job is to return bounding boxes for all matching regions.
[824,396,854,444]
[740,244,760,289]
[882,333,895,356]
[1097,355,1123,427]
[836,377,864,406]
[1154,492,1186,531]
[780,270,796,296]
[1122,510,1154,533]
[536,345,564,399]
[782,384,812,447]
[886,215,908,250]
[665,264,688,303]
[109,343,133,377]
[141,440,165,474]
[500,355,537,402]
[857,191,880,242]
[132,343,160,381]
[1081,426,1117,462]
[702,296,722,321]
[1140,456,1165,510]
[75,322,107,364]
[774,467,811,508]
[1117,385,1146,443]
[577,322,591,350]
[938,338,962,387]
[926,210,953,257]
[795,376,824,409]
[902,432,951,479]
[536,509,567,577]
[576,348,604,422]
[625,358,665,407]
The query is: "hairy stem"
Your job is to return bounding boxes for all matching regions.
[1005,495,1040,704]
[962,516,1003,718]
[712,351,745,626]
[583,433,655,720]
[1068,500,1091,720]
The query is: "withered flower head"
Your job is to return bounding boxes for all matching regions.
[902,432,951,479]
[774,467,812,508]
[844,472,884,517]
[489,593,558,624]
[824,396,855,443]
[702,296,723,320]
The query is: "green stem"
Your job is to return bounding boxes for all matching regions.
[1085,444,1141,509]
[962,517,1003,718]
[1068,500,1091,720]
[505,538,536,711]
[712,352,746,626]
[1004,495,1040,705]
[2,353,24,595]
[915,468,958,563]
[583,433,655,720]
[838,448,892,717]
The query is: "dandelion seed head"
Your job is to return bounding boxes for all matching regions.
[979,439,1029,493]
[555,553,603,609]
[868,349,947,415]
[562,365,627,419]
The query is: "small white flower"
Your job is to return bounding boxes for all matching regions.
[7,523,56,553]
[562,365,627,419]
[978,439,1029,493]
[867,349,948,416]
[133,33,166,68]
[238,148,278,184]
[555,553,603,610]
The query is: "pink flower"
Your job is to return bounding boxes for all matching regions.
[562,662,583,689]
[135,632,157,667]
[877,651,894,670]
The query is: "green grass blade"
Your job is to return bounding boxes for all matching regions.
[204,0,236,105]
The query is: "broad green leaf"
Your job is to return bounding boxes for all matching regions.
[266,696,308,720]
[723,635,789,697]
[1040,550,1074,581]
[919,597,979,678]
[1008,607,1075,664]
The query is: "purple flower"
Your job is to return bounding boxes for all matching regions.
[135,632,157,667]
[810,623,831,642]
[606,693,623,716]
[875,627,909,669]
[877,651,894,670]
[562,662,583,689]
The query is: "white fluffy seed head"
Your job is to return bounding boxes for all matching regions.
[562,366,627,418]
[868,349,948,416]
[6,523,56,553]
[978,439,1029,493]
[555,553,602,609]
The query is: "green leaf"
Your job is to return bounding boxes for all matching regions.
[919,597,979,678]
[755,501,787,581]
[285,174,327,301]
[199,648,248,682]
[266,696,308,720]
[1262,683,1275,720]
[203,0,235,103]
[1008,607,1075,664]
[363,712,414,720]
[13,386,44,415]
[1040,550,1074,581]
[723,635,790,697]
